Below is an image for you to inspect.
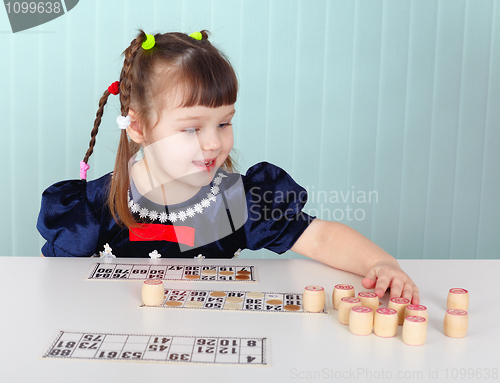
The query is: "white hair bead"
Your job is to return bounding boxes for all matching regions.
[116,115,131,130]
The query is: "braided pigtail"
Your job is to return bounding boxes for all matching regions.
[108,31,148,228]
[83,90,111,164]
[81,79,121,180]
[80,89,112,180]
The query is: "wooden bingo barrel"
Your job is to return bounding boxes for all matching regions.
[349,306,373,336]
[402,316,427,346]
[444,309,468,338]
[404,304,428,321]
[303,285,325,313]
[338,297,362,325]
[142,279,165,306]
[388,297,410,325]
[332,284,355,310]
[374,308,398,338]
[358,291,379,313]
[447,288,469,311]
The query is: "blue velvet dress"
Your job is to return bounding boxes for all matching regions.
[37,162,314,258]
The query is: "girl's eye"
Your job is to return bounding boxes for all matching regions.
[183,128,198,135]
[218,122,232,129]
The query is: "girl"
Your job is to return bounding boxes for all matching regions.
[37,30,419,304]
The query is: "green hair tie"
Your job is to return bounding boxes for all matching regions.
[142,34,155,50]
[189,31,202,41]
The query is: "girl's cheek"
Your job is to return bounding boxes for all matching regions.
[149,134,201,153]
[161,144,201,165]
[225,130,234,147]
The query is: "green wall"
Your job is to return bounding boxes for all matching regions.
[1,0,499,259]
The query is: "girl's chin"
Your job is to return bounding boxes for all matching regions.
[175,168,217,186]
[148,161,222,187]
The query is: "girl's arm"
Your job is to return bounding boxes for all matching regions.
[290,219,419,304]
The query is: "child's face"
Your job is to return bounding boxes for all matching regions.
[143,103,235,188]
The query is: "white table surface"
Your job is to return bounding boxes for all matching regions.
[0,257,498,383]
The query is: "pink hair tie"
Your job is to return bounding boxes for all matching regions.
[80,161,90,180]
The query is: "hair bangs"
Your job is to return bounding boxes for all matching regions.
[177,49,238,108]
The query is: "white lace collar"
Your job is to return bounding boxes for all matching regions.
[127,172,227,223]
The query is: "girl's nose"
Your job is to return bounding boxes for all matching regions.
[201,128,222,151]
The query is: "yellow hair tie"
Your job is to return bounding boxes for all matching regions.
[189,31,202,41]
[142,34,155,50]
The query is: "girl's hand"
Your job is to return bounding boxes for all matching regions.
[361,261,420,305]
[291,220,420,304]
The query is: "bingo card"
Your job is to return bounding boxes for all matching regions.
[142,288,328,314]
[86,263,256,282]
[42,331,267,366]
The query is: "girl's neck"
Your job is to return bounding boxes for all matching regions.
[130,159,202,206]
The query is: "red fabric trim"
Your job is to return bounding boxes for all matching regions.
[129,224,195,247]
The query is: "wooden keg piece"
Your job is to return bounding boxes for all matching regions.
[374,308,398,338]
[142,279,165,306]
[349,306,373,336]
[332,284,355,310]
[358,291,379,313]
[444,309,468,338]
[338,297,362,325]
[388,297,410,325]
[404,304,428,321]
[402,316,427,346]
[303,285,325,313]
[447,288,469,311]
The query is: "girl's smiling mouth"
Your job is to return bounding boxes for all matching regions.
[192,157,217,170]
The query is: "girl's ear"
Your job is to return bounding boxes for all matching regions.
[127,110,145,144]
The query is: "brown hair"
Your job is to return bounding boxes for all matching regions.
[82,30,238,229]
